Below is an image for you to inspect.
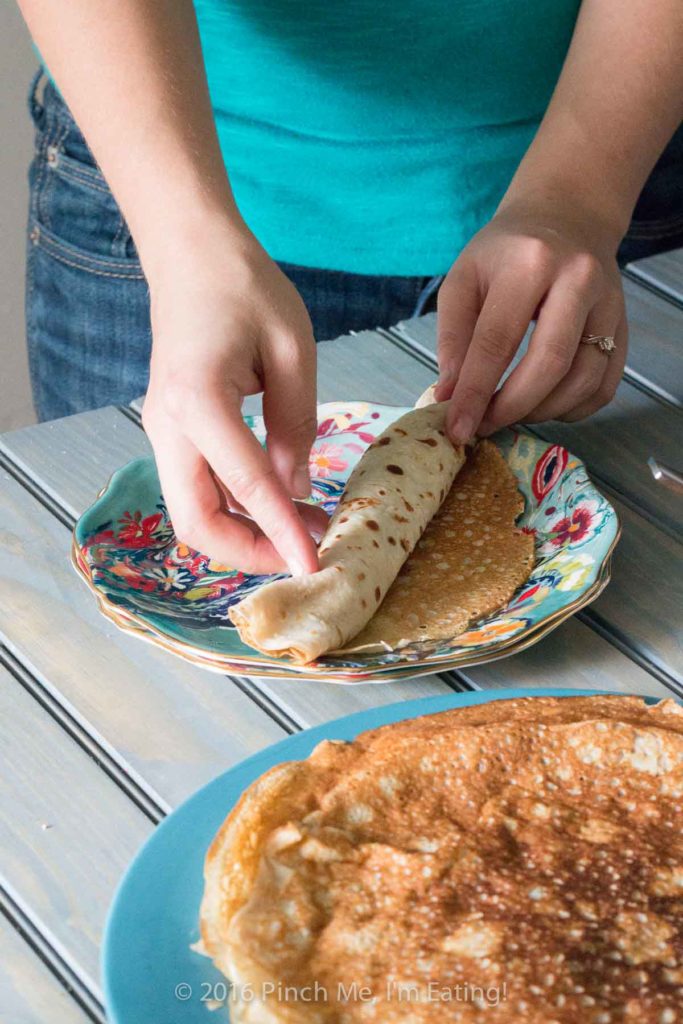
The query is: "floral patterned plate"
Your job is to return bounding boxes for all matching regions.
[72,402,620,682]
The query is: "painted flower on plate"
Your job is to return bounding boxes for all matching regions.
[548,501,599,548]
[309,443,348,478]
[116,510,170,549]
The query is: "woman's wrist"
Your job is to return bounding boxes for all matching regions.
[137,201,260,289]
[495,174,630,256]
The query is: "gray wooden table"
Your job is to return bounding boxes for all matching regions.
[2,249,682,1022]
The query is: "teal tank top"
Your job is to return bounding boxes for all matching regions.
[195,0,580,274]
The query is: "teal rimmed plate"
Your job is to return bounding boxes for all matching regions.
[103,687,652,1024]
[73,402,619,681]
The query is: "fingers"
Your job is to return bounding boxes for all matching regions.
[153,429,292,575]
[433,259,481,401]
[186,385,320,575]
[296,500,330,542]
[445,272,547,442]
[478,256,604,433]
[559,315,627,422]
[524,291,625,424]
[262,330,318,499]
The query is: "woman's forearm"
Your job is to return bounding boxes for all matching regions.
[17,0,251,277]
[500,0,683,245]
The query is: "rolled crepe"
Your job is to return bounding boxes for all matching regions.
[230,403,465,663]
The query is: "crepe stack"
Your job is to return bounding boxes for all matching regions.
[200,695,683,1023]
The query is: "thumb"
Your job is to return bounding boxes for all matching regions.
[433,259,481,401]
[262,335,318,499]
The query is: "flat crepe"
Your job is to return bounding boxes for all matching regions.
[200,694,683,1024]
[340,440,534,652]
[230,403,465,664]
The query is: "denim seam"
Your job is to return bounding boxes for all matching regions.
[53,161,112,195]
[111,211,131,260]
[38,123,70,232]
[33,222,145,278]
[625,215,683,240]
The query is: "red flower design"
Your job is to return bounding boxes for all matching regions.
[532,446,568,501]
[550,506,592,546]
[117,511,165,549]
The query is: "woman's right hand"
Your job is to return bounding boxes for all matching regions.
[142,222,327,576]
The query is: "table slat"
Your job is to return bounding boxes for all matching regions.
[0,914,91,1024]
[626,247,683,307]
[622,277,683,405]
[458,614,669,698]
[0,468,286,813]
[0,662,152,999]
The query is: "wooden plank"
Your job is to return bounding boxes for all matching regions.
[390,309,683,536]
[626,247,683,307]
[0,467,287,813]
[459,614,669,699]
[0,914,91,1024]
[0,662,152,998]
[2,338,675,699]
[622,277,683,406]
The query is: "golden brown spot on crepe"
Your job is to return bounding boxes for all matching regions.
[393,427,407,435]
[377,437,392,446]
[417,437,438,446]
[400,538,410,551]
[438,462,443,472]
[378,489,387,496]
[374,586,381,602]
[366,520,380,531]
[357,572,366,581]
[425,490,434,498]
[339,516,348,523]
[388,537,396,545]
[372,539,380,548]
[386,464,404,475]
[393,514,409,523]
[403,498,414,512]
[361,598,367,608]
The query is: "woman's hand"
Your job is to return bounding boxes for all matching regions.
[434,199,628,442]
[142,224,327,576]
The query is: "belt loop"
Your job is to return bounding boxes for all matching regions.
[28,68,47,121]
[413,273,445,318]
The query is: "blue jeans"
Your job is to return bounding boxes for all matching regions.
[25,71,683,421]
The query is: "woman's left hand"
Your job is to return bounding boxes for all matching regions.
[433,199,628,443]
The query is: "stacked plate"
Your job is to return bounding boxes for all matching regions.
[72,402,620,683]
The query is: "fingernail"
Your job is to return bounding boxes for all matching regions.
[435,367,457,398]
[293,465,311,499]
[448,413,475,445]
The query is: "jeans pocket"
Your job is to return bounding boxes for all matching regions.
[29,81,139,266]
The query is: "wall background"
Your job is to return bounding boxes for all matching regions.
[0,4,38,431]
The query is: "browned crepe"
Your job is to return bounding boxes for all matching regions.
[200,695,683,1024]
[341,440,534,652]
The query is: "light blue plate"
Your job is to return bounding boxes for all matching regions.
[101,687,651,1023]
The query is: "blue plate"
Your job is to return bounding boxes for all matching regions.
[102,687,648,1023]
